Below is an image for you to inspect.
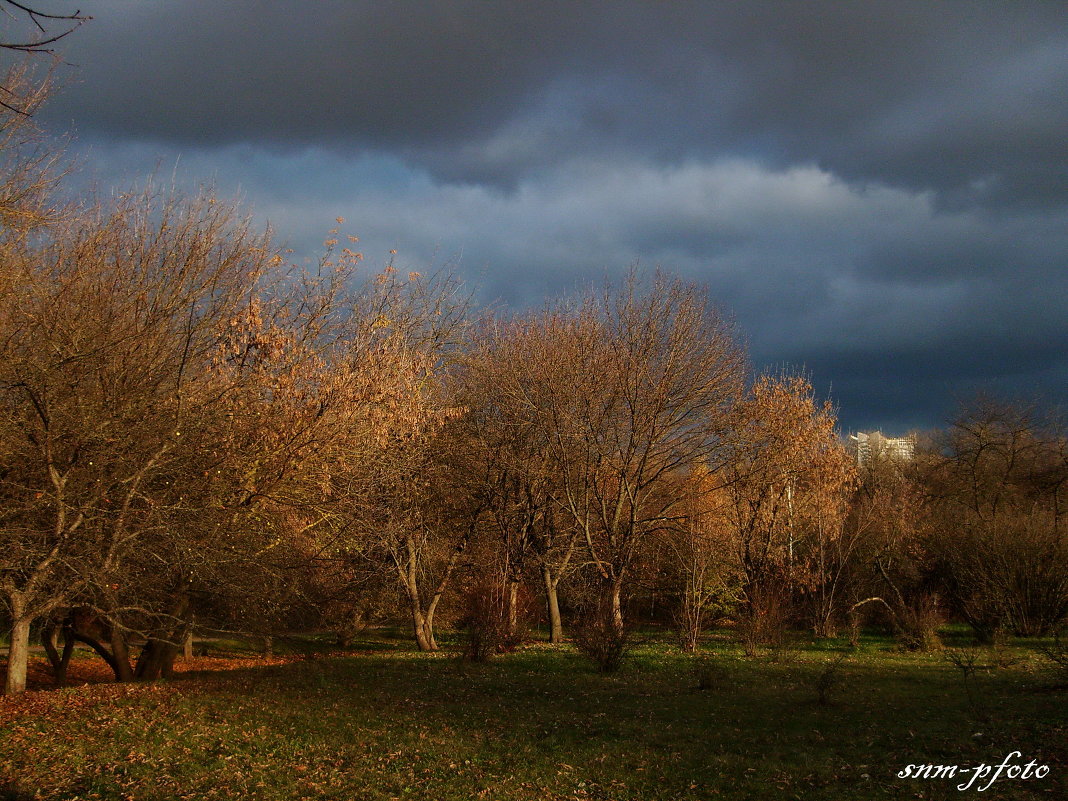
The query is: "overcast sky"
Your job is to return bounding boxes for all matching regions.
[13,1,1068,433]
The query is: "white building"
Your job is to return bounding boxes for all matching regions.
[848,431,915,467]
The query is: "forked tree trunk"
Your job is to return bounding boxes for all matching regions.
[399,546,436,652]
[407,597,434,652]
[678,588,702,653]
[813,605,838,639]
[41,621,75,685]
[398,526,471,653]
[61,609,134,683]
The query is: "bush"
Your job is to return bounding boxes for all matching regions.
[1040,632,1068,684]
[691,651,730,691]
[894,594,943,652]
[812,652,849,706]
[459,582,508,663]
[572,611,630,673]
[736,588,792,658]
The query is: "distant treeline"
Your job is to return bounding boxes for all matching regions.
[1,63,1066,693]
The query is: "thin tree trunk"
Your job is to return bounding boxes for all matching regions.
[679,588,701,653]
[543,564,564,643]
[609,578,624,636]
[182,628,193,660]
[506,578,520,638]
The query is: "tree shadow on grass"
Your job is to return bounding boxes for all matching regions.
[0,778,36,800]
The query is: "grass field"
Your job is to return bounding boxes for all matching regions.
[1,630,1065,800]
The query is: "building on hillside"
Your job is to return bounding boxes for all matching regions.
[848,431,915,467]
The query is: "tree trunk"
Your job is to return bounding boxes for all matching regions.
[679,590,701,653]
[505,578,520,639]
[4,613,32,695]
[609,578,624,637]
[398,526,470,653]
[423,618,438,651]
[41,621,61,672]
[135,637,183,680]
[409,599,433,651]
[182,628,193,660]
[423,531,470,651]
[41,621,75,685]
[543,565,564,644]
[70,630,121,678]
[109,626,134,682]
[420,607,440,651]
[813,605,838,639]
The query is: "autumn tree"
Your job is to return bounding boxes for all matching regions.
[0,188,272,692]
[925,400,1068,639]
[841,436,942,649]
[665,468,739,651]
[720,374,855,643]
[311,264,469,653]
[449,315,580,645]
[484,273,745,642]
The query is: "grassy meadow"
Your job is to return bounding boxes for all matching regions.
[1,630,1065,800]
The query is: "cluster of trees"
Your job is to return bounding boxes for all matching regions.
[2,61,1066,694]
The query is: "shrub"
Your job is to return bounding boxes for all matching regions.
[736,588,792,658]
[691,651,730,691]
[459,581,508,663]
[1040,632,1068,685]
[572,610,630,673]
[813,652,849,706]
[894,594,943,652]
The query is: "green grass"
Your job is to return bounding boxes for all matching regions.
[1,631,1065,800]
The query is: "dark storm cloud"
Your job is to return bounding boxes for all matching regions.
[47,1,1068,201]
[45,1,587,148]
[21,1,1068,432]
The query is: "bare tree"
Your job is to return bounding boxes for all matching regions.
[451,316,580,644]
[487,272,745,639]
[1,3,88,55]
[926,400,1068,638]
[0,3,90,114]
[0,188,272,692]
[0,65,69,237]
[666,468,739,651]
[315,263,470,653]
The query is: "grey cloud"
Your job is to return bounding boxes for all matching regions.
[39,1,1068,206]
[22,2,1068,432]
